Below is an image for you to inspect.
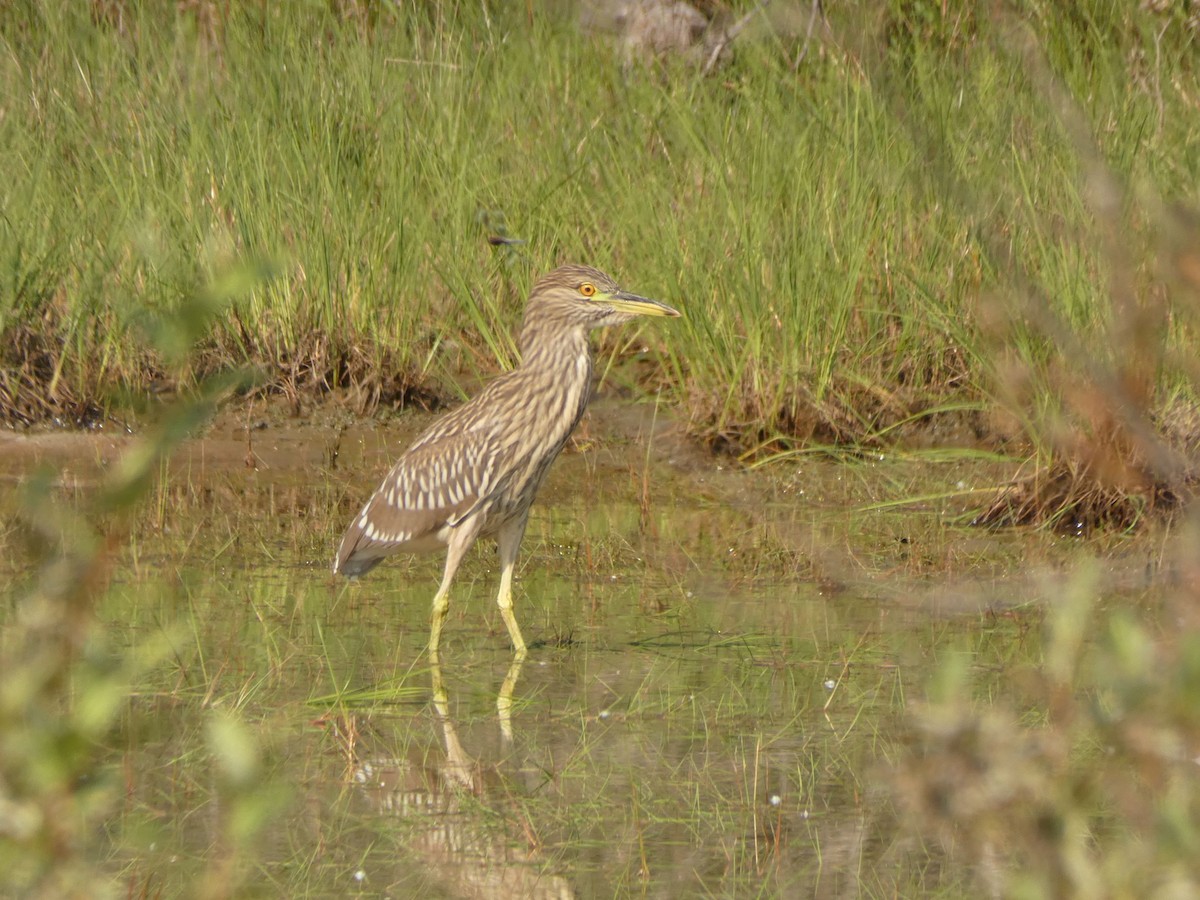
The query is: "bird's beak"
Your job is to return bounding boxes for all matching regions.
[603,290,682,318]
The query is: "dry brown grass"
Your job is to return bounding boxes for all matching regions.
[0,314,445,429]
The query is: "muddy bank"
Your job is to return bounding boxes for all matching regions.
[0,394,712,485]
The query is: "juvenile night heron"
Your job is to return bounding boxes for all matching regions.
[333,265,680,659]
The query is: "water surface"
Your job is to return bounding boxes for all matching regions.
[1,400,1159,897]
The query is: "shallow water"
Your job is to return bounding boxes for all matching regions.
[0,400,1169,897]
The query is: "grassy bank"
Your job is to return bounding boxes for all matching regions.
[2,3,1199,476]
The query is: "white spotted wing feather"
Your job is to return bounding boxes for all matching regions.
[333,337,593,579]
[334,431,500,577]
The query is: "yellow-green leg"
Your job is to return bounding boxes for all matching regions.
[428,528,476,662]
[496,517,529,658]
[428,584,450,663]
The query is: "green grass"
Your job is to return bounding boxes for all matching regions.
[3,1,1198,459]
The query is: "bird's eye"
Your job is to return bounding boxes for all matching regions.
[579,282,596,297]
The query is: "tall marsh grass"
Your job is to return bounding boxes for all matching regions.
[2,2,1195,445]
[2,0,1199,534]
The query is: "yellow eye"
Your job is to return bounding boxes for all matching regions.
[579,282,596,297]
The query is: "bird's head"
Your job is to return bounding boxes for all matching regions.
[524,264,680,334]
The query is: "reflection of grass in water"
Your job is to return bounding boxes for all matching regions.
[7,407,1195,893]
[67,452,1047,892]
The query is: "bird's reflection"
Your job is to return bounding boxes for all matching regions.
[426,652,523,787]
[350,653,570,899]
[495,651,523,743]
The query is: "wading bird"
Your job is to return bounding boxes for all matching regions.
[334,265,680,659]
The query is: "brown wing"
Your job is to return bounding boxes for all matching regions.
[334,432,501,577]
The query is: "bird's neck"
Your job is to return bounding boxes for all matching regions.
[515,318,595,443]
[517,320,592,374]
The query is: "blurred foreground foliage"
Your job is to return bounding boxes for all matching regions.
[0,259,282,899]
[892,528,1200,898]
